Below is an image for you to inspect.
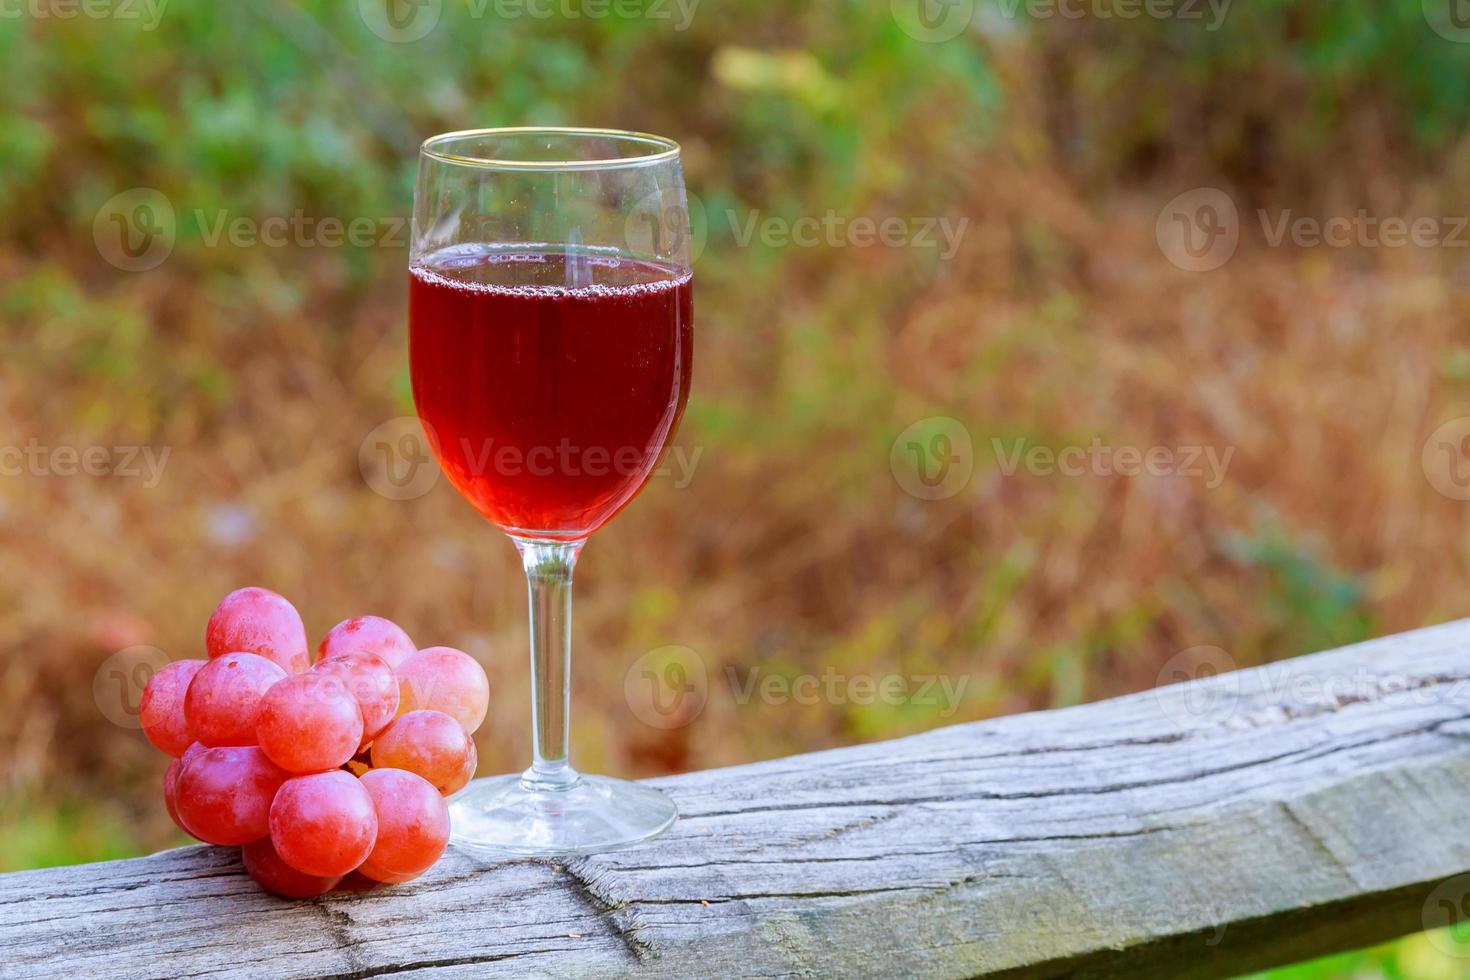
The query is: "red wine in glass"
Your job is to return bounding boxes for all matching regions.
[410,127,692,856]
[409,244,693,538]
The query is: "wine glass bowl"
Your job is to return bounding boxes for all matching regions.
[409,244,692,539]
[408,128,692,855]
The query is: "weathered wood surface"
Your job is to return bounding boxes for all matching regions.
[7,620,1470,979]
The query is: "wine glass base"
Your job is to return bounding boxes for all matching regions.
[448,773,677,857]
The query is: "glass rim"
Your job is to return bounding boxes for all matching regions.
[420,126,681,172]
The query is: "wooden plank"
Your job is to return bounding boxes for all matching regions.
[6,619,1470,978]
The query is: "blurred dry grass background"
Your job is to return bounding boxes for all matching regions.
[4,5,1470,971]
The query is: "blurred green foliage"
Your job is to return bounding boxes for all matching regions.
[1024,0,1470,190]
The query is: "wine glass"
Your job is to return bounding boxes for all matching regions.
[408,128,693,855]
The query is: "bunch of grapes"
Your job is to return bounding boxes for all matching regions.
[140,587,489,897]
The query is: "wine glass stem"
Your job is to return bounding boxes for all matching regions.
[515,538,585,791]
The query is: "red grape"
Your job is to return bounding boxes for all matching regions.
[164,742,210,839]
[312,653,399,748]
[269,771,378,877]
[140,659,206,756]
[242,837,342,898]
[174,746,288,845]
[333,871,384,893]
[162,757,194,837]
[318,616,415,670]
[206,587,310,673]
[395,646,489,734]
[357,769,450,883]
[184,652,287,746]
[355,867,423,885]
[371,710,477,795]
[256,673,363,773]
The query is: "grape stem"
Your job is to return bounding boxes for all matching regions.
[515,538,584,791]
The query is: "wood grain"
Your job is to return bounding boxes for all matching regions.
[7,619,1470,978]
